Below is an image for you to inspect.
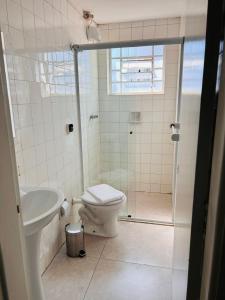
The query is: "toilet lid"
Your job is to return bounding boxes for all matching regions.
[81,191,125,206]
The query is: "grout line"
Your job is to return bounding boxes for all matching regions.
[42,242,65,276]
[82,240,108,300]
[119,218,174,227]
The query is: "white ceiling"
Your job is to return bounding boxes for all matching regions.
[73,0,207,24]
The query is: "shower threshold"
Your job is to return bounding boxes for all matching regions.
[119,216,174,227]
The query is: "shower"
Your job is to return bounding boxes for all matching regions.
[72,38,183,224]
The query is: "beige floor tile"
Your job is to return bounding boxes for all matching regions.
[43,222,175,300]
[102,222,174,268]
[172,269,187,300]
[42,249,98,300]
[173,226,191,270]
[84,259,172,300]
[135,192,173,222]
[84,233,108,258]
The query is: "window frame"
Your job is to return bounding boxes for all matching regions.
[107,46,165,96]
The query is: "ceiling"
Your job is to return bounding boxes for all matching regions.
[73,0,207,24]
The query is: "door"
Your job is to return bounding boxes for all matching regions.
[171,14,208,300]
[0,31,30,299]
[172,35,207,299]
[172,0,225,298]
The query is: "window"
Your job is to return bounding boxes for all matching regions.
[108,45,164,95]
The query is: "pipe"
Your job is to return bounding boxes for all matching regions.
[71,48,85,192]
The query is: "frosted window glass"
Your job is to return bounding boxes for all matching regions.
[109,46,164,95]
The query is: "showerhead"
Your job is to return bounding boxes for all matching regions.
[83,10,101,42]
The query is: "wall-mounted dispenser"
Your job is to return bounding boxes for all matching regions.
[129,112,141,123]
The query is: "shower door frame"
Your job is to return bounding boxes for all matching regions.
[71,37,184,225]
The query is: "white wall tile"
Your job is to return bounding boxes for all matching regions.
[143,26,155,39]
[119,27,132,41]
[34,0,44,18]
[154,25,167,38]
[7,0,23,30]
[109,29,120,41]
[108,23,119,29]
[99,16,181,42]
[143,19,156,26]
[0,0,8,25]
[21,0,34,12]
[131,27,143,40]
[168,24,180,37]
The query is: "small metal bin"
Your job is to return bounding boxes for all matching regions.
[65,223,86,257]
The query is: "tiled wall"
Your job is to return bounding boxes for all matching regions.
[98,17,181,42]
[97,18,181,194]
[0,0,87,273]
[78,50,100,188]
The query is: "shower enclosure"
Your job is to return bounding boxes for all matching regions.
[73,38,183,224]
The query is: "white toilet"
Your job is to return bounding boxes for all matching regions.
[78,184,126,237]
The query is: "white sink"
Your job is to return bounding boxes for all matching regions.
[21,187,64,236]
[20,187,64,300]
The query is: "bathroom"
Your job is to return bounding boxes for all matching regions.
[0,0,223,299]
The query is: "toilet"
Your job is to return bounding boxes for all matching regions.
[78,184,126,237]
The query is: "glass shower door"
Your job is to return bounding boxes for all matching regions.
[98,98,137,219]
[172,37,206,299]
[78,49,101,189]
[78,44,181,223]
[121,119,137,218]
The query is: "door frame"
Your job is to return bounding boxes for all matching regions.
[203,51,225,299]
[186,0,225,298]
[0,31,30,299]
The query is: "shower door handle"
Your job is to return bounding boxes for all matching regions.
[170,123,180,142]
[171,133,180,142]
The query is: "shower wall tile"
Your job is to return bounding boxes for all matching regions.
[99,17,181,43]
[0,0,88,273]
[98,17,181,194]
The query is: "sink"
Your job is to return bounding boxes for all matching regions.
[20,187,64,300]
[21,187,64,236]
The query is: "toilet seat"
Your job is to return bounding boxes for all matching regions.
[81,191,125,206]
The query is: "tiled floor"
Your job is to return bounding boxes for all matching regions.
[135,192,173,222]
[43,222,175,300]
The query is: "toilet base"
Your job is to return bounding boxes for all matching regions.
[83,219,119,238]
[78,205,119,237]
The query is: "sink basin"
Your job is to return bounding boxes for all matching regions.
[20,187,64,300]
[21,187,64,236]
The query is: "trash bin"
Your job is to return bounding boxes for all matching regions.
[65,223,86,257]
